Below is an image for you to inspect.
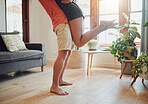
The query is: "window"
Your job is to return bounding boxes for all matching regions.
[98,0,119,44]
[0,0,29,42]
[76,0,142,46]
[6,0,23,33]
[130,0,142,43]
[76,0,90,33]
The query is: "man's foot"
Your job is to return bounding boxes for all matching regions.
[59,81,73,86]
[50,86,69,96]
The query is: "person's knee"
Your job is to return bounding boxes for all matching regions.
[58,50,69,59]
[75,43,83,48]
[74,40,83,47]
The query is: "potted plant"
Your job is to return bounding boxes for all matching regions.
[67,45,85,69]
[87,40,99,51]
[131,22,148,80]
[109,13,141,63]
[132,53,148,80]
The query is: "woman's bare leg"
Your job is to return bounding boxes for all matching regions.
[69,17,117,47]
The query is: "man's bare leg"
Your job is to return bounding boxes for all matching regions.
[59,50,73,86]
[50,50,69,95]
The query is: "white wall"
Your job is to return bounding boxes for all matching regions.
[0,0,6,32]
[29,0,58,62]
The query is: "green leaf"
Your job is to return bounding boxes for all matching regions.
[135,32,141,39]
[129,28,136,38]
[143,22,148,27]
[130,22,140,25]
[123,31,130,37]
[130,27,138,32]
[109,46,113,49]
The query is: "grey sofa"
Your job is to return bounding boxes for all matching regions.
[0,32,46,75]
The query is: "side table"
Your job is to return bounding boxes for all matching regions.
[83,51,100,75]
[84,50,117,76]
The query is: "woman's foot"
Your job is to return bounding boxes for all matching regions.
[100,20,117,31]
[50,86,69,95]
[59,81,73,86]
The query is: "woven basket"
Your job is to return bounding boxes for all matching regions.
[67,50,85,69]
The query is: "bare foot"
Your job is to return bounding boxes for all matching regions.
[59,81,73,86]
[100,20,117,31]
[50,86,69,96]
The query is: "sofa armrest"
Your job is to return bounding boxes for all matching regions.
[25,43,44,51]
[25,43,46,66]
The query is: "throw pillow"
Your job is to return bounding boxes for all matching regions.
[1,34,28,52]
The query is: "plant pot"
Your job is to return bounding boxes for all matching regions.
[121,63,132,75]
[124,46,138,60]
[89,49,97,51]
[87,40,99,51]
[67,50,85,69]
[139,66,148,80]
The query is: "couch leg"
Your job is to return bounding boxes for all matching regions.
[142,79,144,84]
[41,66,44,72]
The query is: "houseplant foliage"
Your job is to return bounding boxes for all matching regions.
[132,53,148,80]
[87,40,99,51]
[131,22,148,79]
[109,13,141,63]
[143,22,148,27]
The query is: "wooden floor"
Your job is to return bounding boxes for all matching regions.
[0,63,148,104]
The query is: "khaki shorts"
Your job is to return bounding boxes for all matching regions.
[54,23,74,50]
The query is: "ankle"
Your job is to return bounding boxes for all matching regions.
[59,80,63,83]
[51,84,59,89]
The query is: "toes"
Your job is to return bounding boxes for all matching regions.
[58,90,69,95]
[50,88,69,95]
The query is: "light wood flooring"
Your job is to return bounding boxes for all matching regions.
[0,63,148,104]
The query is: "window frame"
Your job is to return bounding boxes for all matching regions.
[4,0,29,43]
[89,0,142,47]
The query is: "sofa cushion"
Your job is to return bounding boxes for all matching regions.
[0,50,43,64]
[1,34,28,52]
[0,32,19,52]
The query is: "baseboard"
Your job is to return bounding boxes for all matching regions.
[46,58,55,63]
[46,57,121,69]
[91,62,121,69]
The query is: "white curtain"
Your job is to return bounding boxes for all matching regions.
[141,0,148,54]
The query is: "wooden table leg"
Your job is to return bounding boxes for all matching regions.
[120,62,128,79]
[142,79,144,84]
[131,75,138,86]
[114,57,118,70]
[90,54,93,69]
[87,53,91,76]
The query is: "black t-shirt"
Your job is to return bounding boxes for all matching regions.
[55,0,85,22]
